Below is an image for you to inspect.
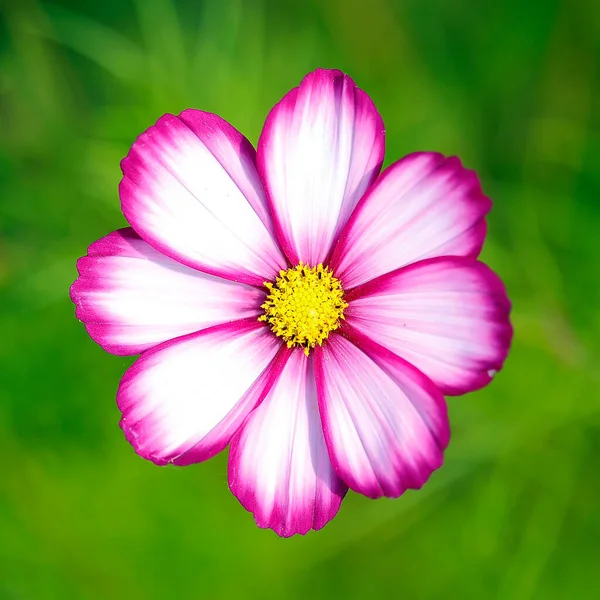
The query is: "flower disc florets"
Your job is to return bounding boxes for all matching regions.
[259,262,348,355]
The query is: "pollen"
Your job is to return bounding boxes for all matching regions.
[259,262,348,355]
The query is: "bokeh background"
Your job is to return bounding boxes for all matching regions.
[1,0,599,598]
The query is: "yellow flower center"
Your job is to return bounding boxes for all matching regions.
[259,262,348,355]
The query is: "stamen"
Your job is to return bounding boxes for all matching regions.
[259,262,347,355]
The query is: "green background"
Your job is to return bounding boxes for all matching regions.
[1,0,598,598]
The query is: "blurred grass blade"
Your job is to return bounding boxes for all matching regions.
[133,0,188,104]
[38,4,145,83]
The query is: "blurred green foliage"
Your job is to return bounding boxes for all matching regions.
[1,0,599,598]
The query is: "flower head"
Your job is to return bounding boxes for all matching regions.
[71,69,512,537]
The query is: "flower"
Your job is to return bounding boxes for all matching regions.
[71,68,512,537]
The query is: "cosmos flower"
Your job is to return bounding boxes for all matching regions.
[71,69,512,537]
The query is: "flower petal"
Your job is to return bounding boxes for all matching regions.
[257,68,385,265]
[345,257,512,395]
[117,320,284,466]
[330,152,491,289]
[70,228,265,355]
[314,332,449,499]
[229,350,347,537]
[120,110,286,286]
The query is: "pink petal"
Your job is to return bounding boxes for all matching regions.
[345,257,512,395]
[120,110,286,286]
[70,228,266,355]
[314,332,449,499]
[229,349,347,537]
[329,152,492,289]
[117,320,285,466]
[257,68,385,265]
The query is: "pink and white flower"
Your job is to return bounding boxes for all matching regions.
[71,69,512,537]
